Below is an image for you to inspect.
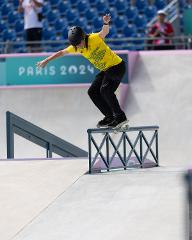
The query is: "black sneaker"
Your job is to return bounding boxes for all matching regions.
[108,114,128,129]
[97,116,114,128]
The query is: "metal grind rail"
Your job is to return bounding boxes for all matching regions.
[6,111,88,159]
[87,126,159,173]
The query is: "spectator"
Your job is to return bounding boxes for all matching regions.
[148,10,175,50]
[18,0,44,52]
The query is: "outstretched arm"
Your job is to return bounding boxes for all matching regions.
[36,49,69,68]
[99,14,111,40]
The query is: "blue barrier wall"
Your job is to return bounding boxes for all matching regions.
[0,51,129,86]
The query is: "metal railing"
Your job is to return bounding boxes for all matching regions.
[87,126,159,173]
[6,111,88,159]
[1,35,192,54]
[107,35,192,50]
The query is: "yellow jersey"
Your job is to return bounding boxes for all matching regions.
[66,33,122,71]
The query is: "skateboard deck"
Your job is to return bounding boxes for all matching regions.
[110,120,129,133]
[97,120,129,134]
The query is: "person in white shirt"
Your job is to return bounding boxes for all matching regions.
[18,0,43,52]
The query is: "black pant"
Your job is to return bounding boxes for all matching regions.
[88,60,126,118]
[26,28,42,51]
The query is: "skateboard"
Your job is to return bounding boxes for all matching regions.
[110,120,129,133]
[97,120,129,134]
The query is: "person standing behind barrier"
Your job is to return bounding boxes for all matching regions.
[18,0,43,52]
[36,14,128,130]
[148,10,175,50]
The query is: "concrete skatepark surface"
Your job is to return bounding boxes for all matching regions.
[12,167,186,240]
[0,86,102,158]
[0,51,191,239]
[0,159,88,240]
[126,51,192,168]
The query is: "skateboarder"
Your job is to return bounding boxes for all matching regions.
[36,14,128,129]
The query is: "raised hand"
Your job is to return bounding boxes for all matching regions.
[103,14,111,24]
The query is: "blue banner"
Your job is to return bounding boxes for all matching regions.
[0,53,128,86]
